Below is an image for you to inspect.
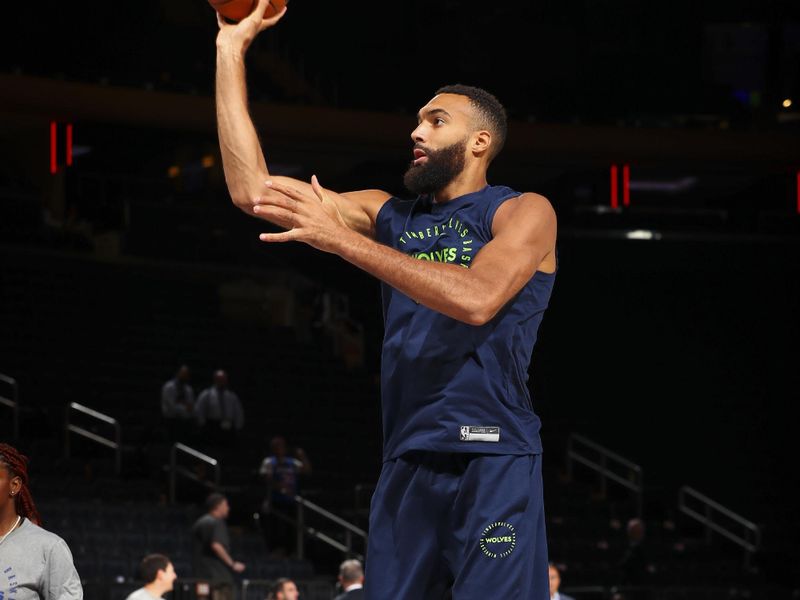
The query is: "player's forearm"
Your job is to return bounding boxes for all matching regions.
[216,46,269,209]
[334,229,495,325]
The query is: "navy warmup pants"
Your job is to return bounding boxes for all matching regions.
[364,451,549,600]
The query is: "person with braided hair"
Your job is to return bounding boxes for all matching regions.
[0,443,83,599]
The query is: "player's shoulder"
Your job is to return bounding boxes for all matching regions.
[493,191,556,232]
[507,191,554,212]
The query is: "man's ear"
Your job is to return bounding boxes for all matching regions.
[471,130,492,157]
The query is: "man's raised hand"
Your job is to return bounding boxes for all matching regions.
[254,175,349,253]
[215,0,287,54]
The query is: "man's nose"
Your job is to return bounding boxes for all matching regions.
[411,124,426,144]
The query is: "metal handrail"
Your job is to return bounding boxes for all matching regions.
[678,485,761,567]
[169,442,221,503]
[566,433,644,516]
[0,374,19,440]
[65,402,122,474]
[295,494,367,561]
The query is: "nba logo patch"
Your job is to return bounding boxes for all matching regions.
[459,425,500,442]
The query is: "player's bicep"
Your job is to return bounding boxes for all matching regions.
[469,235,539,307]
[341,189,392,238]
[470,195,557,311]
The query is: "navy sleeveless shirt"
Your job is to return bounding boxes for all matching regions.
[374,184,556,460]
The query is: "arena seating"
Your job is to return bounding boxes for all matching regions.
[2,242,797,598]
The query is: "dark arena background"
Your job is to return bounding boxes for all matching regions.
[1,0,799,598]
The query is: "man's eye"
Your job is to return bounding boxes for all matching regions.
[435,118,445,125]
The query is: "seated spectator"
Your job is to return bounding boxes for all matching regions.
[195,370,244,447]
[548,563,575,600]
[266,578,299,600]
[161,365,196,439]
[125,554,178,600]
[335,559,364,600]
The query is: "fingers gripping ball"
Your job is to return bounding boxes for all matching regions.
[209,0,288,22]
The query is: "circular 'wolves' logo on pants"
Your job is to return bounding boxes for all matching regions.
[480,521,517,558]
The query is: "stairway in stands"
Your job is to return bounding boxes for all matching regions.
[3,244,797,598]
[0,244,381,597]
[541,433,790,599]
[0,244,383,507]
[25,448,335,600]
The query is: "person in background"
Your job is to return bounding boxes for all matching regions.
[334,559,364,600]
[549,563,575,600]
[259,436,311,557]
[191,492,245,600]
[195,370,245,447]
[616,517,655,585]
[0,443,83,599]
[125,553,178,600]
[266,578,299,600]
[161,364,196,440]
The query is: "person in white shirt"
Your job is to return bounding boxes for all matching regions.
[161,365,196,441]
[549,563,575,600]
[195,370,245,446]
[161,365,195,419]
[334,559,364,600]
[125,554,178,600]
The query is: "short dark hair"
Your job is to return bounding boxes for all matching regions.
[205,492,226,512]
[268,578,294,599]
[435,84,508,161]
[140,554,171,584]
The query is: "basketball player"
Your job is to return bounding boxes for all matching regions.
[214,2,556,597]
[0,443,83,599]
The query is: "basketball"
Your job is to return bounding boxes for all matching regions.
[210,0,288,22]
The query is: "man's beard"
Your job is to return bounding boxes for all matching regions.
[403,138,467,196]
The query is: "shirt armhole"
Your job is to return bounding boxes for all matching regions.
[484,189,521,239]
[374,196,398,244]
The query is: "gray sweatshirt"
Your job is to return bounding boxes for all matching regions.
[0,518,83,600]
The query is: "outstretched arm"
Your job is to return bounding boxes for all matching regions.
[214,1,388,237]
[256,178,557,325]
